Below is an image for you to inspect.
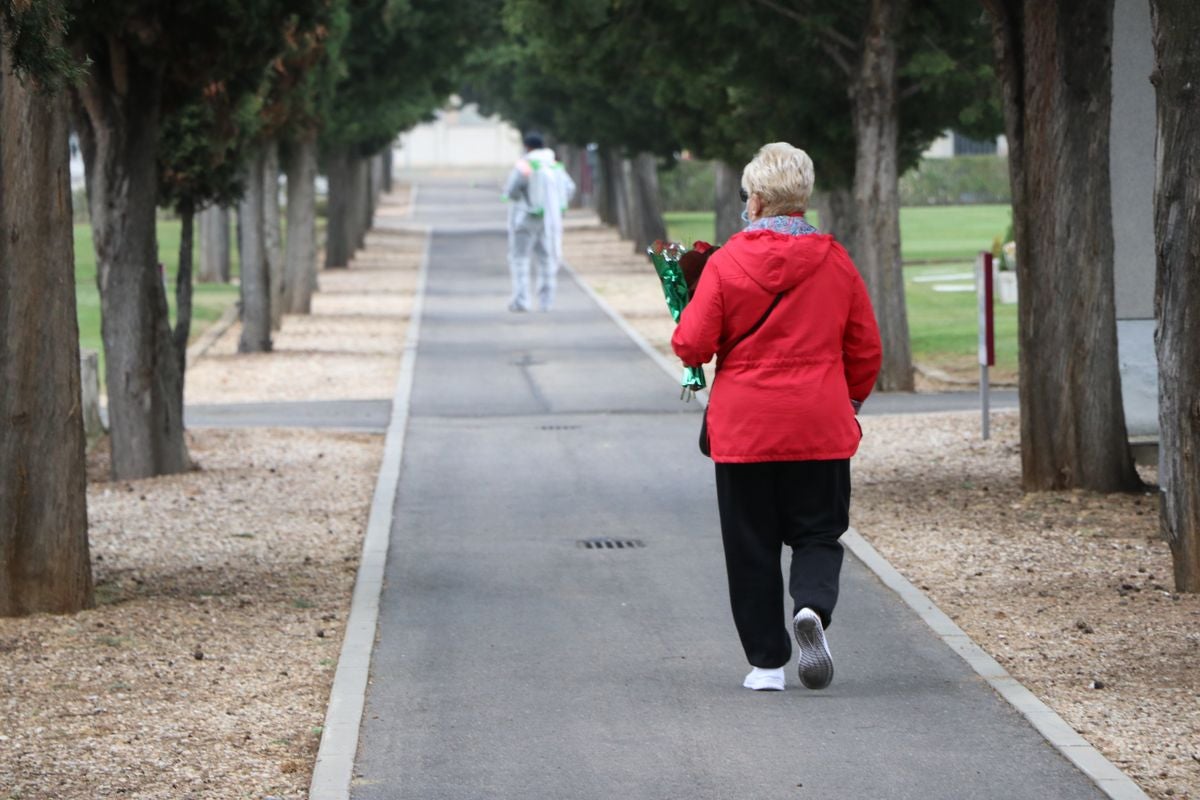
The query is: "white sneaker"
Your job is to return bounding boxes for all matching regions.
[743,666,786,691]
[793,608,834,690]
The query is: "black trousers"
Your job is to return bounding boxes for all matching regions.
[714,459,851,669]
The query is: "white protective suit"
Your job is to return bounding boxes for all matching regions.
[503,148,577,311]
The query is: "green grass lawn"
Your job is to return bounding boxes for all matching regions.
[76,220,240,379]
[899,205,1012,262]
[662,212,717,249]
[664,204,1017,382]
[904,263,1018,382]
[666,204,1010,262]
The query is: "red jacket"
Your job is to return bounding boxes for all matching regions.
[672,228,882,463]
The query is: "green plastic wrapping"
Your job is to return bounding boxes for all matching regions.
[647,241,706,397]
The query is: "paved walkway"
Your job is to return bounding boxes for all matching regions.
[349,178,1105,799]
[184,400,391,432]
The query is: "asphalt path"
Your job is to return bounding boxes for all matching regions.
[346,178,1101,799]
[171,389,1013,432]
[184,399,392,432]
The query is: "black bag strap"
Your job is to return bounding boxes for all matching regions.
[717,291,785,370]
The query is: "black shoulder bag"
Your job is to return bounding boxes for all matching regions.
[698,291,786,456]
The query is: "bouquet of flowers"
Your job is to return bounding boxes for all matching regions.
[647,239,719,400]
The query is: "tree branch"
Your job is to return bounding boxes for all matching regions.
[748,0,857,75]
[899,79,927,101]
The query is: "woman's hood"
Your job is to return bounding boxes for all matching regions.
[721,229,836,294]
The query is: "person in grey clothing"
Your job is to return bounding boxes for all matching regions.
[503,132,575,312]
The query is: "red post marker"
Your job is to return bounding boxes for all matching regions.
[977,252,995,439]
[978,252,995,367]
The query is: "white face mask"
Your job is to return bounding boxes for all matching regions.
[741,203,751,223]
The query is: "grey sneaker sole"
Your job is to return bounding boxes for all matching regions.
[793,610,834,690]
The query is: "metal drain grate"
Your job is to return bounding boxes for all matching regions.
[577,538,646,550]
[540,424,581,431]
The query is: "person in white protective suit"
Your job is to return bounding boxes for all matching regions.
[503,132,576,311]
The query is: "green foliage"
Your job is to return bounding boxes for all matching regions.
[67,1,326,93]
[469,0,1002,193]
[657,160,715,213]
[264,1,350,139]
[464,1,681,155]
[65,1,330,212]
[322,0,489,156]
[641,0,857,179]
[156,1,349,214]
[157,91,261,213]
[899,155,1012,206]
[0,0,81,90]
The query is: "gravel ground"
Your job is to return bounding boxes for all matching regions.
[185,227,421,405]
[0,190,420,800]
[0,429,379,800]
[564,216,1200,800]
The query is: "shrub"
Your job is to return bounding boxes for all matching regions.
[900,155,1011,206]
[657,158,715,212]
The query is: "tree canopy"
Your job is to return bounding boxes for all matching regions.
[0,0,79,88]
[467,0,1000,183]
[322,0,489,156]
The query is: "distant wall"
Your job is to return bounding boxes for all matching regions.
[395,103,523,168]
[1111,0,1158,438]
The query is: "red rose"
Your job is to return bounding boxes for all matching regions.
[679,243,719,298]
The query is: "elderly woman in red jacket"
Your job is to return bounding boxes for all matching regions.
[672,142,882,692]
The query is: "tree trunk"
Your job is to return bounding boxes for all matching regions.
[352,156,371,250]
[370,151,384,212]
[628,152,667,252]
[263,140,284,332]
[614,157,634,241]
[197,205,230,283]
[815,186,858,245]
[173,201,194,387]
[596,147,618,226]
[1149,0,1200,590]
[325,148,352,268]
[714,160,744,245]
[562,144,586,209]
[284,130,318,314]
[850,0,914,392]
[382,145,394,194]
[0,37,93,616]
[984,0,1140,492]
[237,150,272,353]
[73,46,189,480]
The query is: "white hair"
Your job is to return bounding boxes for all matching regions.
[741,142,815,217]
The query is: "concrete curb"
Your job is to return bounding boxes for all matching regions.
[566,258,1148,800]
[842,529,1148,800]
[308,228,433,800]
[186,302,239,364]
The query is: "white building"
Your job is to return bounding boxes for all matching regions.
[922,131,1008,159]
[394,100,523,169]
